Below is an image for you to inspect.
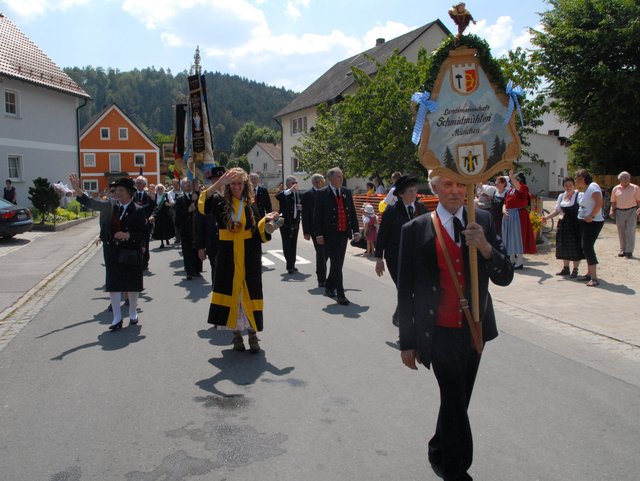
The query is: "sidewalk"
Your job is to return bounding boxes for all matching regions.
[0,217,100,319]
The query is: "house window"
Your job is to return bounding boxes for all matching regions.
[7,155,22,180]
[100,128,110,140]
[4,89,18,117]
[256,151,259,157]
[109,153,121,172]
[83,153,96,167]
[292,157,301,173]
[83,180,98,192]
[263,163,268,171]
[119,128,128,140]
[134,153,145,167]
[291,116,307,135]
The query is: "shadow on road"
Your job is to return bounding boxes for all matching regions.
[50,324,146,360]
[195,349,295,398]
[36,310,112,338]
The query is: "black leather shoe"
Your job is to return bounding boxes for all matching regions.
[336,296,350,306]
[324,288,336,298]
[109,320,123,331]
[186,275,194,280]
[129,317,139,325]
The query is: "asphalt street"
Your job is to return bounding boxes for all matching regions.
[1,234,639,481]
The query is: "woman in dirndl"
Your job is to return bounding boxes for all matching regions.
[198,168,279,353]
[150,184,175,248]
[543,176,584,278]
[502,170,537,269]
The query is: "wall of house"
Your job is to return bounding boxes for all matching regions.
[247,145,282,190]
[80,108,160,194]
[520,132,570,196]
[0,77,80,207]
[401,27,449,62]
[281,106,318,189]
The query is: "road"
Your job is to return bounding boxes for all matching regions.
[1,235,639,480]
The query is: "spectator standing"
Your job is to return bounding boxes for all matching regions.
[362,204,378,257]
[167,178,182,244]
[502,170,536,269]
[610,171,640,258]
[275,175,302,274]
[383,171,403,207]
[575,169,604,286]
[301,173,327,287]
[543,176,584,277]
[4,179,17,204]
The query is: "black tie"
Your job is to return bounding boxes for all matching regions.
[453,217,463,243]
[118,205,124,219]
[407,205,414,219]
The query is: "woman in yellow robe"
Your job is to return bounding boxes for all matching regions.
[199,168,278,353]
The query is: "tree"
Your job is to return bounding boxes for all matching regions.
[294,50,430,180]
[531,0,640,173]
[28,177,60,224]
[231,122,281,157]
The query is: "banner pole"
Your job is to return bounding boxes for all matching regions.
[466,183,480,324]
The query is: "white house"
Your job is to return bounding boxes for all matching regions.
[0,13,90,207]
[519,109,575,196]
[274,20,450,190]
[247,142,282,190]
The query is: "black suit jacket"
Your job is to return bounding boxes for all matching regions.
[275,189,301,229]
[174,191,199,239]
[254,186,272,218]
[77,193,117,243]
[313,187,359,241]
[374,201,428,262]
[397,207,513,368]
[133,190,155,217]
[301,188,319,237]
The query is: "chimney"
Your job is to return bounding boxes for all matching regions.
[376,38,385,47]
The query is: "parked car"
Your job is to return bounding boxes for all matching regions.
[0,198,34,238]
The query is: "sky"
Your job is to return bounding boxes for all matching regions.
[1,0,549,92]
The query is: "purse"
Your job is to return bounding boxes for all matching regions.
[117,247,143,266]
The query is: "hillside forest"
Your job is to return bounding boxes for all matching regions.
[64,66,297,152]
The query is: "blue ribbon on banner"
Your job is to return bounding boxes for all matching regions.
[411,92,438,145]
[504,80,524,127]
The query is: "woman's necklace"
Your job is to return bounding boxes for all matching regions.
[228,197,244,233]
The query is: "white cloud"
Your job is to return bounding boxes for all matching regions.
[1,0,89,18]
[362,21,416,50]
[284,0,310,19]
[467,15,538,56]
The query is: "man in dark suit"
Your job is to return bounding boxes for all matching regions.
[313,167,361,306]
[133,176,154,269]
[275,175,302,274]
[397,173,513,481]
[374,176,427,325]
[197,167,225,288]
[250,173,272,219]
[175,178,202,280]
[301,173,327,287]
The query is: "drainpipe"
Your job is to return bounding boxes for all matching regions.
[76,97,88,180]
[273,117,284,187]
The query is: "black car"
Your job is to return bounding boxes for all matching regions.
[0,198,34,238]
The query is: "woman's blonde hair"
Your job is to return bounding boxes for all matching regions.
[222,167,257,229]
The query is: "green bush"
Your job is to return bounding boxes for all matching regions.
[66,200,81,216]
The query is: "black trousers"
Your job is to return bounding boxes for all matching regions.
[429,326,480,481]
[280,225,299,271]
[385,255,399,323]
[325,232,348,297]
[579,219,604,265]
[181,236,202,276]
[311,236,327,283]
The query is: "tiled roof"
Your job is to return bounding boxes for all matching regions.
[0,13,89,98]
[256,142,282,162]
[275,20,449,118]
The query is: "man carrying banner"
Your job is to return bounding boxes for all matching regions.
[397,172,513,481]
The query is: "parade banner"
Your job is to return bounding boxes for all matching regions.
[415,47,521,183]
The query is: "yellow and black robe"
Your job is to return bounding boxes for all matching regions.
[199,192,270,331]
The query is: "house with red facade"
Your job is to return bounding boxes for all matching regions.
[79,103,160,195]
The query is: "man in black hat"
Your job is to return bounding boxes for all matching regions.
[375,175,427,325]
[197,166,225,287]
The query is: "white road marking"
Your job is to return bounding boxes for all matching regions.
[265,249,311,265]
